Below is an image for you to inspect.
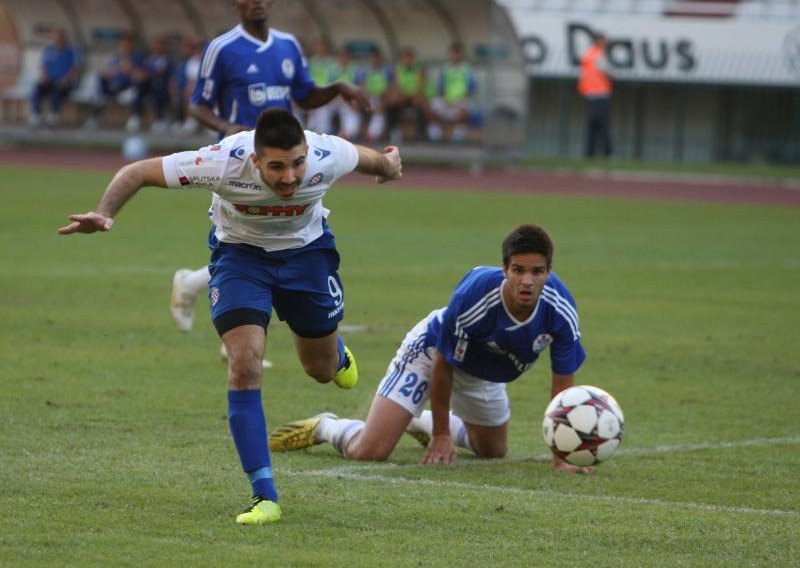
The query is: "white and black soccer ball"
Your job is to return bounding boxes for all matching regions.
[542,385,624,466]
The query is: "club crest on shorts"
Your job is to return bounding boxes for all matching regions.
[532,333,553,353]
[210,286,220,306]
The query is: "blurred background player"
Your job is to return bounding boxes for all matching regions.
[58,108,403,524]
[127,36,174,134]
[170,0,370,363]
[327,47,362,139]
[355,46,392,142]
[28,27,80,127]
[385,46,429,143]
[84,31,145,130]
[269,224,593,475]
[305,39,336,134]
[578,32,613,158]
[427,42,476,143]
[172,36,202,135]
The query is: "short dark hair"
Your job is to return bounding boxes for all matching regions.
[253,108,305,152]
[501,224,554,268]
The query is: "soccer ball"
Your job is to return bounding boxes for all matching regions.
[121,136,149,161]
[542,385,624,466]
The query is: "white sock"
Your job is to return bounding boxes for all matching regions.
[316,416,365,456]
[184,266,211,296]
[414,410,470,449]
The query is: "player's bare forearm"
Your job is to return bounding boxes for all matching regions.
[355,145,402,184]
[551,373,576,400]
[96,158,166,217]
[298,83,370,112]
[422,353,457,465]
[548,374,593,474]
[296,85,340,109]
[189,103,246,136]
[58,158,166,235]
[429,353,454,436]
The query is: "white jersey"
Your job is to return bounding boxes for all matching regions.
[161,130,359,251]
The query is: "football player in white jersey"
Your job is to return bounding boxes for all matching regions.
[268,224,593,475]
[171,0,370,343]
[58,108,403,524]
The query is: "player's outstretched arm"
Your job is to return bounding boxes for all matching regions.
[354,145,402,185]
[188,102,248,137]
[58,157,167,235]
[422,352,457,466]
[550,372,594,475]
[298,83,371,113]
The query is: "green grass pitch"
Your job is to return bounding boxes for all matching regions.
[1,164,798,567]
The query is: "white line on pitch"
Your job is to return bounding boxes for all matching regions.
[293,469,797,518]
[614,435,800,456]
[295,434,800,472]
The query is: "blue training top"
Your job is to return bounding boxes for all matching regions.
[41,44,79,81]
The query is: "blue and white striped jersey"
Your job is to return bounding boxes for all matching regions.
[191,25,315,128]
[429,266,586,382]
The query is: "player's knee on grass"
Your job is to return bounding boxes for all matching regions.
[474,444,507,459]
[344,435,394,462]
[468,436,508,459]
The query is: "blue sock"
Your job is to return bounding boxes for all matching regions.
[336,335,347,370]
[227,389,278,502]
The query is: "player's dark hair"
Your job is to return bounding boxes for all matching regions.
[502,224,554,268]
[253,108,305,152]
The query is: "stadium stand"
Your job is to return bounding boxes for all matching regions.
[9,0,796,164]
[0,0,523,163]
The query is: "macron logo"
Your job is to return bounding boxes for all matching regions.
[246,63,259,74]
[313,147,331,160]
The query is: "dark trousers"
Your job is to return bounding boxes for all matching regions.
[386,97,427,140]
[585,96,612,158]
[133,80,170,120]
[31,80,72,115]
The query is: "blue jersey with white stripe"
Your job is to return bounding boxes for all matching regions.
[192,25,314,128]
[430,267,585,382]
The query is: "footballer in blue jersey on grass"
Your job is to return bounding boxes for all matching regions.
[269,224,594,475]
[58,108,403,524]
[170,0,370,345]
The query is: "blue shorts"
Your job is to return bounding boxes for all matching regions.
[207,228,344,337]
